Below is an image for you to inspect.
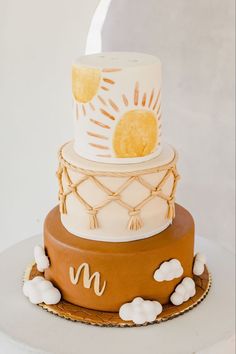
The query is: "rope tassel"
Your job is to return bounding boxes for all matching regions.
[87,209,99,229]
[128,210,143,231]
[59,193,67,214]
[167,197,175,220]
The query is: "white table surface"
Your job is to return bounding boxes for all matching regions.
[0,235,234,354]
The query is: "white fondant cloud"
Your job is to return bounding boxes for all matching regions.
[34,245,50,272]
[170,277,196,306]
[193,253,207,276]
[119,297,163,325]
[23,276,61,305]
[154,259,183,282]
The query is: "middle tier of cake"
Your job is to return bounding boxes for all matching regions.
[57,141,180,242]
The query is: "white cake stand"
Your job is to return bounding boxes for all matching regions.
[0,235,234,354]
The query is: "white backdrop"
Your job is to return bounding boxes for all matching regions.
[102,0,235,251]
[0,0,100,252]
[0,0,235,252]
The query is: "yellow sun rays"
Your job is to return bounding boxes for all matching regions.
[72,66,121,120]
[86,82,162,158]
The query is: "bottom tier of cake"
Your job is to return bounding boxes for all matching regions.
[44,204,195,312]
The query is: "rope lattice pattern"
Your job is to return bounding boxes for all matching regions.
[57,147,180,231]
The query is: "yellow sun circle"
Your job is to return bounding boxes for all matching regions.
[72,66,101,103]
[113,109,158,158]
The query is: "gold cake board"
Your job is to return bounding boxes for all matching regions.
[24,264,211,327]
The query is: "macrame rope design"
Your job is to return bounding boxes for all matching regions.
[57,145,180,231]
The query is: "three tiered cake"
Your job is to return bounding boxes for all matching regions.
[23,52,211,326]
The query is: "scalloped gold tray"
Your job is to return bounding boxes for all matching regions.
[24,264,211,327]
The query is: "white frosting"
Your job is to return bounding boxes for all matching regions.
[23,276,61,305]
[34,245,50,272]
[62,140,174,173]
[193,253,207,276]
[170,277,196,306]
[119,297,163,325]
[154,259,183,282]
[60,141,177,242]
[72,52,162,164]
[76,52,160,68]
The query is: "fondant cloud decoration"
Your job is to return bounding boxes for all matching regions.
[34,245,50,272]
[170,277,196,306]
[23,276,61,305]
[119,297,163,325]
[154,259,183,282]
[193,253,207,276]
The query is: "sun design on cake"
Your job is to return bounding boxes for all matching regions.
[87,82,162,158]
[72,65,121,118]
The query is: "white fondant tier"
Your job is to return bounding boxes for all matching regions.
[57,141,180,242]
[72,52,162,164]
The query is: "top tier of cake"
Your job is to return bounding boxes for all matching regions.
[72,52,162,164]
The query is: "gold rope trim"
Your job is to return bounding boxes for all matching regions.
[57,144,180,231]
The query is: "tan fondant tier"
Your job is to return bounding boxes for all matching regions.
[44,204,194,312]
[57,141,180,242]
